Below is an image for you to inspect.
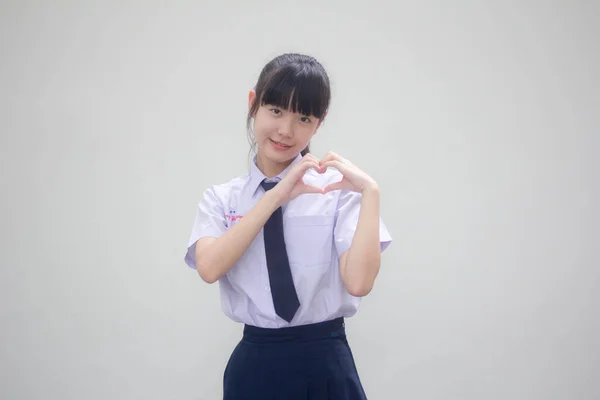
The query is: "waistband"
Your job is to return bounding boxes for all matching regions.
[243,318,346,343]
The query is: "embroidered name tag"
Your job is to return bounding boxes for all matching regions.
[226,210,243,222]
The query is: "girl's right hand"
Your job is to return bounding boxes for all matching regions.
[270,153,324,206]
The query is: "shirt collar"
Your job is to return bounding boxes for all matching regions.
[249,153,303,195]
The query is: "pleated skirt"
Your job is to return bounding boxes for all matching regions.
[223,317,368,400]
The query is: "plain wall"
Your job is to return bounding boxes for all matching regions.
[1,1,598,399]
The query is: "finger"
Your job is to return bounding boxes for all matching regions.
[320,152,336,164]
[301,183,324,195]
[323,180,347,193]
[295,161,321,177]
[287,161,318,183]
[320,156,345,172]
[321,151,346,164]
[322,159,346,172]
[301,155,320,168]
[301,160,321,172]
[298,156,319,167]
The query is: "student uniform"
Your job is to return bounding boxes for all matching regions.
[185,153,392,399]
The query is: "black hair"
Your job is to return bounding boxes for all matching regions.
[247,53,331,156]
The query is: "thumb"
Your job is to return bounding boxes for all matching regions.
[301,183,325,195]
[323,180,347,193]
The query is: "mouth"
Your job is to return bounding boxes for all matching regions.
[269,138,292,151]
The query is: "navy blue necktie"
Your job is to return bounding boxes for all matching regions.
[261,180,300,322]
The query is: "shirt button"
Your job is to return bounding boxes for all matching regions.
[264,285,270,292]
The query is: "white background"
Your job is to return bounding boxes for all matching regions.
[1,1,598,399]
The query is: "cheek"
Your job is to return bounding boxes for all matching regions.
[298,125,317,140]
[254,119,277,139]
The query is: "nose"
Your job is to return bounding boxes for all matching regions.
[277,116,294,138]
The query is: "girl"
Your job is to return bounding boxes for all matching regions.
[185,53,392,399]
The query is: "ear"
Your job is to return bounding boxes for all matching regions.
[248,89,256,110]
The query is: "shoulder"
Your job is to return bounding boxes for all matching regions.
[211,174,248,194]
[200,173,251,204]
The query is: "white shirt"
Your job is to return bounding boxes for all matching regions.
[185,154,392,328]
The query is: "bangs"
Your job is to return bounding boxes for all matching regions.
[259,65,329,119]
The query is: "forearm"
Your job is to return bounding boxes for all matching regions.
[341,186,382,296]
[196,191,281,283]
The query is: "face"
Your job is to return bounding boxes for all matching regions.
[249,90,322,165]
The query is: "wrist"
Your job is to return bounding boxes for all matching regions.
[360,180,379,195]
[262,188,286,209]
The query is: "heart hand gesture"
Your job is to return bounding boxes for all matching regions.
[269,152,379,207]
[271,153,324,205]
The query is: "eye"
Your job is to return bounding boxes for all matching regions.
[269,108,282,115]
[300,116,311,123]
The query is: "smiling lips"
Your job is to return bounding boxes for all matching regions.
[270,138,292,151]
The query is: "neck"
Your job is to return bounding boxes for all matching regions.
[256,153,295,178]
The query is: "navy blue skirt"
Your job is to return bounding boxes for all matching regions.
[223,318,368,399]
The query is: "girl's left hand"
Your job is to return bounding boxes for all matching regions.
[320,151,379,194]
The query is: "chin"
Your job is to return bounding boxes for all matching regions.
[267,151,297,164]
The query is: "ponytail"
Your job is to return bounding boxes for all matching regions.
[300,144,310,156]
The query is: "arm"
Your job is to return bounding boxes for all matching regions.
[195,154,323,283]
[339,186,381,297]
[320,151,391,297]
[195,190,280,283]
